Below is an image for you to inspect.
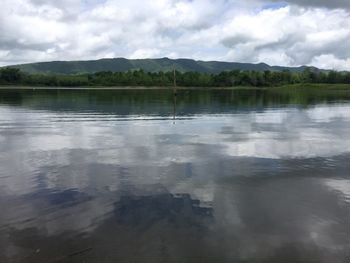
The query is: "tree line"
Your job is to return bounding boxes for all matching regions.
[1,67,350,87]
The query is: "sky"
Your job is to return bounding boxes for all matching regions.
[1,0,350,69]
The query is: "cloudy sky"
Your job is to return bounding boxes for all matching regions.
[1,0,350,69]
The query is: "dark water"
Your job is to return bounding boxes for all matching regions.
[1,88,350,263]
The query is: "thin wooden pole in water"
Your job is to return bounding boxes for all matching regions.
[173,67,177,90]
[173,67,177,122]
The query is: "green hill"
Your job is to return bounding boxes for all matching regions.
[8,57,312,75]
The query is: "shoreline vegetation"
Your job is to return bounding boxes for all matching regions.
[2,84,350,91]
[1,67,350,89]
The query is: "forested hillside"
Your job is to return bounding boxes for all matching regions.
[7,58,312,75]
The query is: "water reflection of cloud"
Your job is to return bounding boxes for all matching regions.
[2,102,350,262]
[2,104,350,162]
[3,167,350,262]
[325,179,350,203]
[1,189,214,263]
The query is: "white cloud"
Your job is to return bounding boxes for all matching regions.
[220,7,350,69]
[311,55,350,71]
[130,48,161,59]
[0,0,350,70]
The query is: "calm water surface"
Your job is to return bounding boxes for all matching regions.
[1,88,350,263]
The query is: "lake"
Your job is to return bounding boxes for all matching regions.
[1,87,350,263]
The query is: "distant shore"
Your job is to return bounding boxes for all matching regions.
[1,84,350,90]
[0,86,266,90]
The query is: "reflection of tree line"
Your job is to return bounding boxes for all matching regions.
[1,88,350,115]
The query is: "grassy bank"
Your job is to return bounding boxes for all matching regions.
[275,83,350,90]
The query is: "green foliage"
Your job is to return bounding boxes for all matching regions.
[1,67,350,87]
[0,68,23,84]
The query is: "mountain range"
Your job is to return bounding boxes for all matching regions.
[8,57,316,75]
